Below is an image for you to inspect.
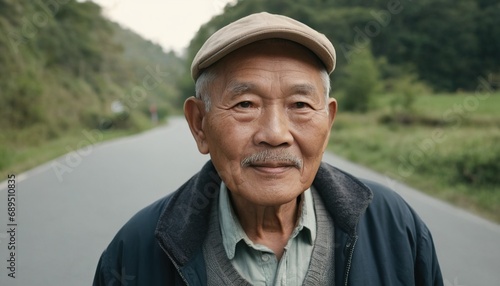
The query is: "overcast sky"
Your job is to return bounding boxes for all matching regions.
[91,0,235,54]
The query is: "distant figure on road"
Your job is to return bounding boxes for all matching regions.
[94,12,443,285]
[149,103,158,125]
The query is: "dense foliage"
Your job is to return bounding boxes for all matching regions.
[0,0,183,142]
[178,0,500,99]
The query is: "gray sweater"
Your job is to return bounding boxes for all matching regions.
[203,188,335,285]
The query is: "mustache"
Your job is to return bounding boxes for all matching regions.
[241,149,303,169]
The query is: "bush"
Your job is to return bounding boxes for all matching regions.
[80,109,102,129]
[454,142,500,187]
[0,145,12,170]
[109,111,131,130]
[0,74,44,128]
[388,74,432,115]
[339,48,380,112]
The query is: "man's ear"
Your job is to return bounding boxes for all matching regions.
[184,96,209,154]
[327,97,338,128]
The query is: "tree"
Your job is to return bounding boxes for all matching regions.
[339,47,380,112]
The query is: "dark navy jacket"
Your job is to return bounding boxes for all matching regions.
[93,161,443,285]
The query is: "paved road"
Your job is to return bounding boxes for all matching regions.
[1,117,499,285]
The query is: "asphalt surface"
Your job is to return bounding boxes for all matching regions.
[0,117,499,285]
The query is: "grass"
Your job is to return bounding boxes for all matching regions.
[329,91,500,222]
[0,111,156,181]
[0,129,141,181]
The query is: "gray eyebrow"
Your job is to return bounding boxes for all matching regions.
[225,81,318,97]
[290,83,317,95]
[226,81,255,96]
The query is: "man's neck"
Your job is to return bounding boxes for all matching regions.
[229,193,301,259]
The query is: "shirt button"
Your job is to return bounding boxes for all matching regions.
[261,254,271,262]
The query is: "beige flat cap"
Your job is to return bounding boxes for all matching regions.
[191,12,336,81]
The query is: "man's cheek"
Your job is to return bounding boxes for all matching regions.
[217,163,245,186]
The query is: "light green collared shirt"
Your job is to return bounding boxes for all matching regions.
[218,182,317,286]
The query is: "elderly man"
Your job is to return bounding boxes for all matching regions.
[94,12,443,285]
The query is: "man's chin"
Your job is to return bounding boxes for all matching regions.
[241,180,306,205]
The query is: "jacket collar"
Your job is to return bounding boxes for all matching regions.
[155,160,373,267]
[313,162,373,235]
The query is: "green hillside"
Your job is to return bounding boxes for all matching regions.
[0,0,183,175]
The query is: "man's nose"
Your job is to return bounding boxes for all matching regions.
[253,106,293,147]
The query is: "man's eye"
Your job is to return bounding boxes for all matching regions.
[237,101,252,108]
[295,102,308,108]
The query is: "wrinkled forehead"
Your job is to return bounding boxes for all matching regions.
[194,38,329,106]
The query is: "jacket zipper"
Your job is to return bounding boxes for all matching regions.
[158,242,190,286]
[344,236,358,286]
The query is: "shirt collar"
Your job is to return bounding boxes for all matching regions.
[218,182,316,260]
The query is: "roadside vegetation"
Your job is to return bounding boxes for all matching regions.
[329,92,500,222]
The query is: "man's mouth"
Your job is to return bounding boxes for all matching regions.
[250,163,295,174]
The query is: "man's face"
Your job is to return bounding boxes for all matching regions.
[186,41,337,207]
